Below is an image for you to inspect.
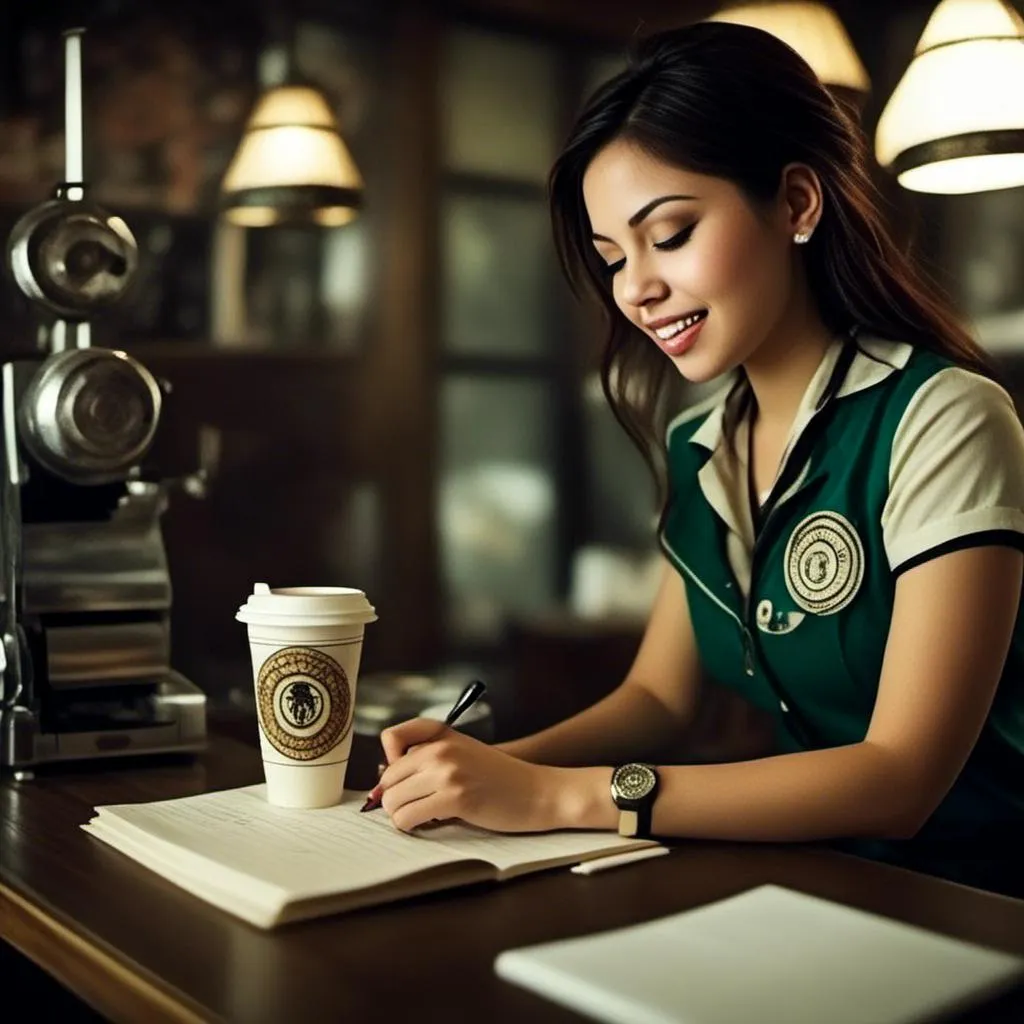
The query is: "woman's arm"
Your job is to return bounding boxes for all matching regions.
[496,559,705,767]
[371,561,710,832]
[553,545,1023,840]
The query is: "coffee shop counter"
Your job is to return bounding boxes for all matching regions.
[4,719,1024,1023]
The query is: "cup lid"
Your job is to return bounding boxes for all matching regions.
[236,583,377,627]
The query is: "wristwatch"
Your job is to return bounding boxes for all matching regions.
[610,763,660,838]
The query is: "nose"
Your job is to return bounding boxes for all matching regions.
[617,257,668,310]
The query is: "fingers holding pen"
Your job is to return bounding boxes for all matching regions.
[378,733,449,791]
[364,724,446,797]
[380,774,453,831]
[361,720,451,811]
[376,732,466,830]
[373,728,565,834]
[387,792,453,833]
[371,681,488,818]
[380,717,447,766]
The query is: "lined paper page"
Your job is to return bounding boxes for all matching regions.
[91,785,468,899]
[84,816,288,926]
[87,783,656,914]
[423,821,657,877]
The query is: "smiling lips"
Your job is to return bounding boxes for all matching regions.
[646,309,708,355]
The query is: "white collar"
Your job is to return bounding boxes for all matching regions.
[683,334,913,454]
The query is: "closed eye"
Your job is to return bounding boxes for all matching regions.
[599,256,626,278]
[597,223,697,280]
[653,223,696,251]
[598,224,700,278]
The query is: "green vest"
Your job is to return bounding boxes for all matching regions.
[661,337,1024,835]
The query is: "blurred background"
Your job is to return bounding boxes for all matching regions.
[2,0,1023,745]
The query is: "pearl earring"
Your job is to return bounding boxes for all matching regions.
[793,231,812,244]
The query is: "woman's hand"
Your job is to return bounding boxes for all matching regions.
[375,718,572,833]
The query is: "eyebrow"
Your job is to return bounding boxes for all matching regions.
[591,194,698,243]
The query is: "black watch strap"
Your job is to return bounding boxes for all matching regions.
[635,799,653,840]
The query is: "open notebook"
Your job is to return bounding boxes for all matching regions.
[82,784,659,928]
[495,884,1024,1024]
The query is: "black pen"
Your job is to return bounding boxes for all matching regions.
[359,679,487,812]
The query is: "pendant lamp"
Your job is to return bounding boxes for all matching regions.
[708,2,869,96]
[875,0,1024,194]
[221,52,363,227]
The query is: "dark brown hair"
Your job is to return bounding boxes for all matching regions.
[549,21,993,503]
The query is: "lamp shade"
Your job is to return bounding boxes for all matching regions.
[875,0,1024,194]
[708,2,869,92]
[221,85,364,227]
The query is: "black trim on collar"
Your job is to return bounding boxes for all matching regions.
[852,340,901,372]
[756,340,858,529]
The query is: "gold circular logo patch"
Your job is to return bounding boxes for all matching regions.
[784,511,864,615]
[256,647,352,761]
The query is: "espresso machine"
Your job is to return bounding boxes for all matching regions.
[0,28,206,773]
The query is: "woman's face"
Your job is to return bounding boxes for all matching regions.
[582,137,798,383]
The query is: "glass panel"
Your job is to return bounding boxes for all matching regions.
[440,377,558,642]
[939,190,1024,354]
[213,222,368,350]
[580,371,657,550]
[319,218,371,349]
[442,193,553,356]
[441,28,557,182]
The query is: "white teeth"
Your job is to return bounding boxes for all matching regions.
[654,312,705,340]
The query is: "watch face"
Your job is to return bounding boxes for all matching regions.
[613,763,656,801]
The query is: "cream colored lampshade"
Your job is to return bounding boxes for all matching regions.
[221,84,363,226]
[708,2,869,92]
[875,0,1024,194]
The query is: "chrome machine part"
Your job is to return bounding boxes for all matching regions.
[0,27,207,771]
[20,482,173,616]
[5,30,138,321]
[18,348,163,484]
[7,199,139,318]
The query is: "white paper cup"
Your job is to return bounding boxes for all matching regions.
[236,584,377,808]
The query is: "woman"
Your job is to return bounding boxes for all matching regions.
[372,22,1024,898]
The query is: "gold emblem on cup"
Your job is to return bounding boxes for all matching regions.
[256,647,351,761]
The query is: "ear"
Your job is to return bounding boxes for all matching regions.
[779,163,823,240]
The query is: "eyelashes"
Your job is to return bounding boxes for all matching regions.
[653,223,696,252]
[597,223,697,279]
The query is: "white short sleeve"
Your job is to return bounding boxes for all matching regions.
[881,367,1024,572]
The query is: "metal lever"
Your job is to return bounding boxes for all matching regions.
[130,425,220,500]
[63,28,86,198]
